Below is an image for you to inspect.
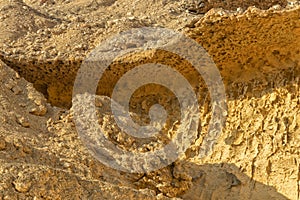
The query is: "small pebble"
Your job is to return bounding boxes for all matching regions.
[13,181,31,193]
[12,86,22,95]
[0,138,6,151]
[16,115,30,128]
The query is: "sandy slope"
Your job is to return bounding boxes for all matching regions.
[0,0,300,199]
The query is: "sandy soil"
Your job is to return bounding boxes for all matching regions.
[0,0,300,199]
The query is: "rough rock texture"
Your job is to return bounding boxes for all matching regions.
[0,60,173,199]
[0,0,300,199]
[184,6,300,199]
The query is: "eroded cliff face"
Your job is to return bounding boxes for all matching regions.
[0,0,300,199]
[185,6,300,199]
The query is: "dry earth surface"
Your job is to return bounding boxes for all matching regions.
[0,0,300,199]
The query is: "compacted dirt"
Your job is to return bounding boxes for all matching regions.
[0,0,300,199]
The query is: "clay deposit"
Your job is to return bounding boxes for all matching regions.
[0,0,300,199]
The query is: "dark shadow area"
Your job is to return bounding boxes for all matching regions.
[15,0,68,23]
[176,162,289,200]
[184,0,288,14]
